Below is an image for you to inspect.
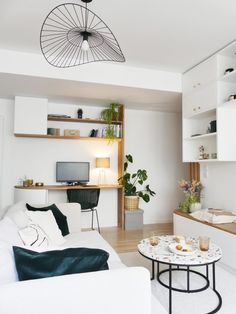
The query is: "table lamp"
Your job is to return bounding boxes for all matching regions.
[96,157,110,184]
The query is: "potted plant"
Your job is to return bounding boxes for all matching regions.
[118,154,156,210]
[100,103,120,140]
[179,179,203,213]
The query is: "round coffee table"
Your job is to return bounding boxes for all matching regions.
[138,235,222,314]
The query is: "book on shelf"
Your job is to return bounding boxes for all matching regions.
[48,114,71,119]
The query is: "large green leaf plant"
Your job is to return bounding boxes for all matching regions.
[118,154,156,203]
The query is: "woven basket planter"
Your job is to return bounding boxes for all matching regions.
[124,196,139,211]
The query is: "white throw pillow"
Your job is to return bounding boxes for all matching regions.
[0,217,23,245]
[19,224,49,248]
[5,202,30,229]
[26,210,65,246]
[0,241,19,284]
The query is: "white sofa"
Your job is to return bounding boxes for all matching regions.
[0,202,166,314]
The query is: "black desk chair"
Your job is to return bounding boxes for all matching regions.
[67,189,101,233]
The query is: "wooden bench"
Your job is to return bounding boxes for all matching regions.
[173,209,236,272]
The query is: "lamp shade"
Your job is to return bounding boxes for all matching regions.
[96,158,110,168]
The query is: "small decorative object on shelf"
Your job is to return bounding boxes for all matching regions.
[89,129,98,137]
[118,154,156,211]
[35,182,44,187]
[77,108,83,119]
[20,176,34,187]
[211,153,217,159]
[199,145,205,160]
[64,129,80,137]
[47,128,60,136]
[179,179,203,213]
[224,68,234,75]
[228,94,236,101]
[209,120,217,133]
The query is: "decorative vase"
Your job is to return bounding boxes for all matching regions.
[190,202,201,213]
[124,196,139,211]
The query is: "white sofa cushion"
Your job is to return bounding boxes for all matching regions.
[26,210,65,246]
[0,216,23,245]
[19,224,49,248]
[4,202,30,229]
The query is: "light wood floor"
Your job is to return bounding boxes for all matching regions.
[100,223,173,253]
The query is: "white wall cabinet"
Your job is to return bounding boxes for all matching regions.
[183,82,218,118]
[182,56,218,95]
[14,96,48,135]
[182,41,236,162]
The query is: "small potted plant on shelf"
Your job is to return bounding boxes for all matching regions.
[100,103,120,140]
[178,179,203,213]
[118,154,156,210]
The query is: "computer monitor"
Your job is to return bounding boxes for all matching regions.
[56,162,90,184]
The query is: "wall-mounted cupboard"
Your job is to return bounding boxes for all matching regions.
[182,41,236,162]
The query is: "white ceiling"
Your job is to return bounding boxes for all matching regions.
[0,0,236,72]
[0,73,181,112]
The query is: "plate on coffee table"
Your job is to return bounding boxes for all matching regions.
[169,243,196,256]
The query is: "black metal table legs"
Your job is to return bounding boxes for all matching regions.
[152,262,222,314]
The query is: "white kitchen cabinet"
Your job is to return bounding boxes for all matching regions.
[183,55,218,95]
[14,96,48,135]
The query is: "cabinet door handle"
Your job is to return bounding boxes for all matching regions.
[193,108,196,111]
[198,106,201,110]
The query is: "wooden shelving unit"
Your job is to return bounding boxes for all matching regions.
[14,104,125,229]
[14,133,122,142]
[48,116,123,125]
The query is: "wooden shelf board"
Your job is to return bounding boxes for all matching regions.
[15,184,123,190]
[48,117,123,125]
[14,134,122,142]
[184,132,217,140]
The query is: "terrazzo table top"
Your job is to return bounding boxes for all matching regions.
[138,235,222,266]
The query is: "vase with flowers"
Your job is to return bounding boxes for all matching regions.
[179,179,203,213]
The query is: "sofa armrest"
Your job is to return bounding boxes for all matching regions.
[0,267,151,314]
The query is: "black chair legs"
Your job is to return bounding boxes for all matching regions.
[95,209,101,234]
[91,208,100,233]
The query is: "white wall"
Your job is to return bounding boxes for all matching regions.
[0,99,186,226]
[125,109,186,223]
[0,115,4,209]
[200,163,236,212]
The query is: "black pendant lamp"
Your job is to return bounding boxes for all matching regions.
[40,0,125,68]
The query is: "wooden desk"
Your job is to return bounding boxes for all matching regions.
[15,184,122,190]
[15,184,124,228]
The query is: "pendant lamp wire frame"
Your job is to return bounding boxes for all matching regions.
[40,2,125,68]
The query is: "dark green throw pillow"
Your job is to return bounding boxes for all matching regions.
[26,203,69,236]
[13,246,109,281]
